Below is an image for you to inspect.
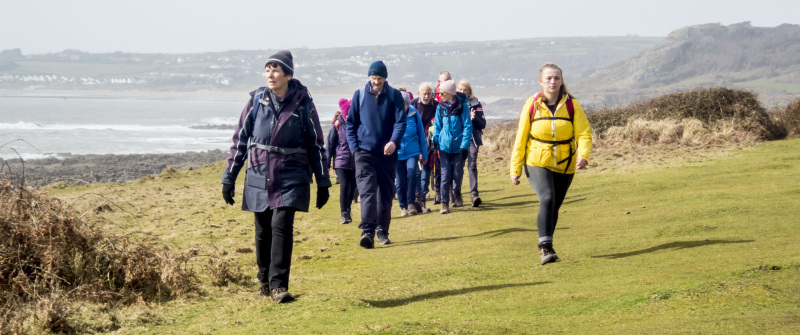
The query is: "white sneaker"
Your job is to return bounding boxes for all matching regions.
[399,209,409,217]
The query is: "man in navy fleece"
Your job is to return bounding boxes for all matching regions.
[345,60,406,248]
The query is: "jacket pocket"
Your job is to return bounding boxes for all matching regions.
[245,169,267,189]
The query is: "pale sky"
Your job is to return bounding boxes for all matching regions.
[2,0,798,54]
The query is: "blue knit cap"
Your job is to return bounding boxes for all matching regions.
[367,60,388,78]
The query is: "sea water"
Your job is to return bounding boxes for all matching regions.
[0,90,343,160]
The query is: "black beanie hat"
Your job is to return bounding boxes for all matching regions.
[265,50,294,75]
[367,60,388,78]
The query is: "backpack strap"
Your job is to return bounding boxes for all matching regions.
[529,93,574,123]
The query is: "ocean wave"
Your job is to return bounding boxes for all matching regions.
[0,121,224,132]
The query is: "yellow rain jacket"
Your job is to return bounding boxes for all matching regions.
[509,94,592,176]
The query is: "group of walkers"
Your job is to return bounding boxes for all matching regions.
[220,50,591,303]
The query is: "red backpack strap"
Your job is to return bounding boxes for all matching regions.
[566,95,574,121]
[528,92,541,122]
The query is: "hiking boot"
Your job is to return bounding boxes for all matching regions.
[538,242,558,265]
[345,210,353,223]
[399,208,409,217]
[471,195,482,207]
[360,232,374,249]
[440,202,449,214]
[419,195,431,213]
[453,192,464,207]
[376,231,391,245]
[340,212,350,224]
[411,197,422,213]
[257,282,270,298]
[270,287,294,303]
[434,191,441,205]
[408,207,418,215]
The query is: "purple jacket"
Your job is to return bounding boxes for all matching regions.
[326,115,355,170]
[221,79,331,212]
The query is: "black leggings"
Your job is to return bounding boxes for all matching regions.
[335,168,356,213]
[526,166,574,242]
[254,208,296,290]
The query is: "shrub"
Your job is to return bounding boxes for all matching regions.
[0,179,198,333]
[587,87,785,140]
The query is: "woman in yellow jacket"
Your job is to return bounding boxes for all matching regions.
[509,62,592,265]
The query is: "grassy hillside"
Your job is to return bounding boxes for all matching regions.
[18,137,799,334]
[576,22,800,108]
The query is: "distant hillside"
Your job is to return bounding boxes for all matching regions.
[576,23,800,108]
[0,37,660,98]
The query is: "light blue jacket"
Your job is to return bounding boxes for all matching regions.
[433,93,473,154]
[397,105,428,161]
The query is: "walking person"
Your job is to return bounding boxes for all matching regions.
[345,60,406,248]
[433,79,472,214]
[411,83,438,213]
[431,71,451,204]
[326,98,357,224]
[509,62,592,265]
[396,89,428,217]
[456,80,486,207]
[220,50,331,302]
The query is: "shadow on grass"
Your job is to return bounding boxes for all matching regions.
[395,228,535,246]
[480,201,535,210]
[361,282,549,308]
[592,239,755,259]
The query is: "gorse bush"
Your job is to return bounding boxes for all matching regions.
[587,87,786,140]
[0,179,198,333]
[772,97,800,135]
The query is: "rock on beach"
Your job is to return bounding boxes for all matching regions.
[0,150,227,189]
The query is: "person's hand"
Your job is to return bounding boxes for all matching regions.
[316,187,329,209]
[576,158,588,170]
[420,159,427,165]
[222,183,235,205]
[384,141,396,155]
[510,176,520,185]
[461,149,469,160]
[470,108,476,120]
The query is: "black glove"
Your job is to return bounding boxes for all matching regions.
[316,187,329,209]
[222,183,235,205]
[461,149,469,161]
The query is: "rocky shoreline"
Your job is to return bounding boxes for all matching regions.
[1,150,228,189]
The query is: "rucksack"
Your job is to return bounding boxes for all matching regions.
[525,92,576,174]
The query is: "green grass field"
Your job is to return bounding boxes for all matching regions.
[47,138,800,334]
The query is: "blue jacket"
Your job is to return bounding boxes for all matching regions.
[345,82,406,154]
[433,92,473,154]
[397,105,428,161]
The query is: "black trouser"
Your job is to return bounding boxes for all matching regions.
[467,143,480,197]
[254,207,296,290]
[433,149,441,195]
[335,168,356,213]
[526,166,574,242]
[354,150,397,235]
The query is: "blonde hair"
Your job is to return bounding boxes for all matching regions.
[539,62,571,102]
[457,80,474,99]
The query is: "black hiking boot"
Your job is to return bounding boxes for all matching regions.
[434,191,441,205]
[257,282,270,298]
[376,230,391,245]
[539,242,558,265]
[340,212,350,224]
[471,195,482,207]
[360,232,374,249]
[270,287,294,303]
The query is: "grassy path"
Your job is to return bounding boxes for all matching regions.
[51,139,800,334]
